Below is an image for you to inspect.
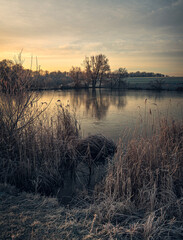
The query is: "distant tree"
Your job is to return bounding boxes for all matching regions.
[128,71,165,77]
[31,69,72,89]
[0,59,31,94]
[150,79,165,90]
[0,60,14,93]
[112,68,128,88]
[69,66,83,88]
[83,54,110,88]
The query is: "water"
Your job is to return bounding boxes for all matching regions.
[39,89,183,142]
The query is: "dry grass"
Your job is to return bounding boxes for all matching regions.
[1,116,183,239]
[94,119,183,239]
[76,134,116,164]
[0,102,80,196]
[104,120,183,209]
[1,91,183,239]
[0,59,183,239]
[0,95,115,198]
[0,59,82,197]
[0,62,116,198]
[1,184,183,239]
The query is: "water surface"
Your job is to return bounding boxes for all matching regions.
[40,89,183,142]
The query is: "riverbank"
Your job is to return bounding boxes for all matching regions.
[1,73,183,239]
[1,119,183,239]
[30,77,183,91]
[1,182,183,239]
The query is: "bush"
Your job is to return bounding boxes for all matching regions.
[150,79,165,90]
[0,58,80,196]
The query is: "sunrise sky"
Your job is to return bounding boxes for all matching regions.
[0,0,183,76]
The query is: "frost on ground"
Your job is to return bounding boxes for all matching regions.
[1,184,183,240]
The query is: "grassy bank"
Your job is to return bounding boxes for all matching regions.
[0,92,115,200]
[2,182,182,240]
[0,118,183,239]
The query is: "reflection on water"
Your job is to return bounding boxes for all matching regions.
[60,89,127,120]
[39,89,183,142]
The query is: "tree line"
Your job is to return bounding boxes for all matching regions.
[0,54,166,91]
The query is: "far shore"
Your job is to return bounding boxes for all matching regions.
[30,76,183,92]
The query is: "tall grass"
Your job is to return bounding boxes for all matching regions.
[0,58,183,238]
[0,61,115,199]
[71,118,182,239]
[1,101,183,238]
[0,101,80,195]
[104,119,183,210]
[86,118,183,239]
[0,59,81,196]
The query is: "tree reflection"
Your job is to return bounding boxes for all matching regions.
[109,90,127,110]
[69,89,127,120]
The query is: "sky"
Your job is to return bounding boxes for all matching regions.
[0,0,183,76]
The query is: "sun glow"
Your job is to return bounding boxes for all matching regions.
[0,0,183,76]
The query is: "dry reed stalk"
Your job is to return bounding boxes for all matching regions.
[0,58,80,196]
[104,119,183,212]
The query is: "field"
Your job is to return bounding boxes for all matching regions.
[124,77,183,90]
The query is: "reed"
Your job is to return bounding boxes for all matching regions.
[0,60,81,196]
[0,102,79,194]
[104,119,183,208]
[1,105,183,239]
[1,57,183,239]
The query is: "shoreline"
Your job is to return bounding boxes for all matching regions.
[30,76,183,91]
[31,85,183,92]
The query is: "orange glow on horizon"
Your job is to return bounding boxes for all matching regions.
[0,49,183,76]
[0,0,182,77]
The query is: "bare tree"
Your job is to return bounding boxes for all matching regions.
[150,79,165,90]
[69,66,83,88]
[83,54,110,88]
[0,56,47,140]
[111,68,128,88]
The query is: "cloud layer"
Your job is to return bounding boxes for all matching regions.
[0,0,183,75]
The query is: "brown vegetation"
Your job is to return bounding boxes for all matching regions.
[0,57,183,239]
[0,57,79,197]
[0,60,115,199]
[1,120,183,239]
[0,56,170,91]
[83,54,110,88]
[104,119,183,205]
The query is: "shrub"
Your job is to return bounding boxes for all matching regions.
[0,57,80,196]
[150,78,165,90]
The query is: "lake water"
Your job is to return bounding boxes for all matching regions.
[40,89,183,142]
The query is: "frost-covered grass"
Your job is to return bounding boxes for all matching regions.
[123,77,183,90]
[1,64,183,239]
[1,119,183,240]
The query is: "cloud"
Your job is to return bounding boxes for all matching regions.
[0,0,182,75]
[144,0,183,29]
